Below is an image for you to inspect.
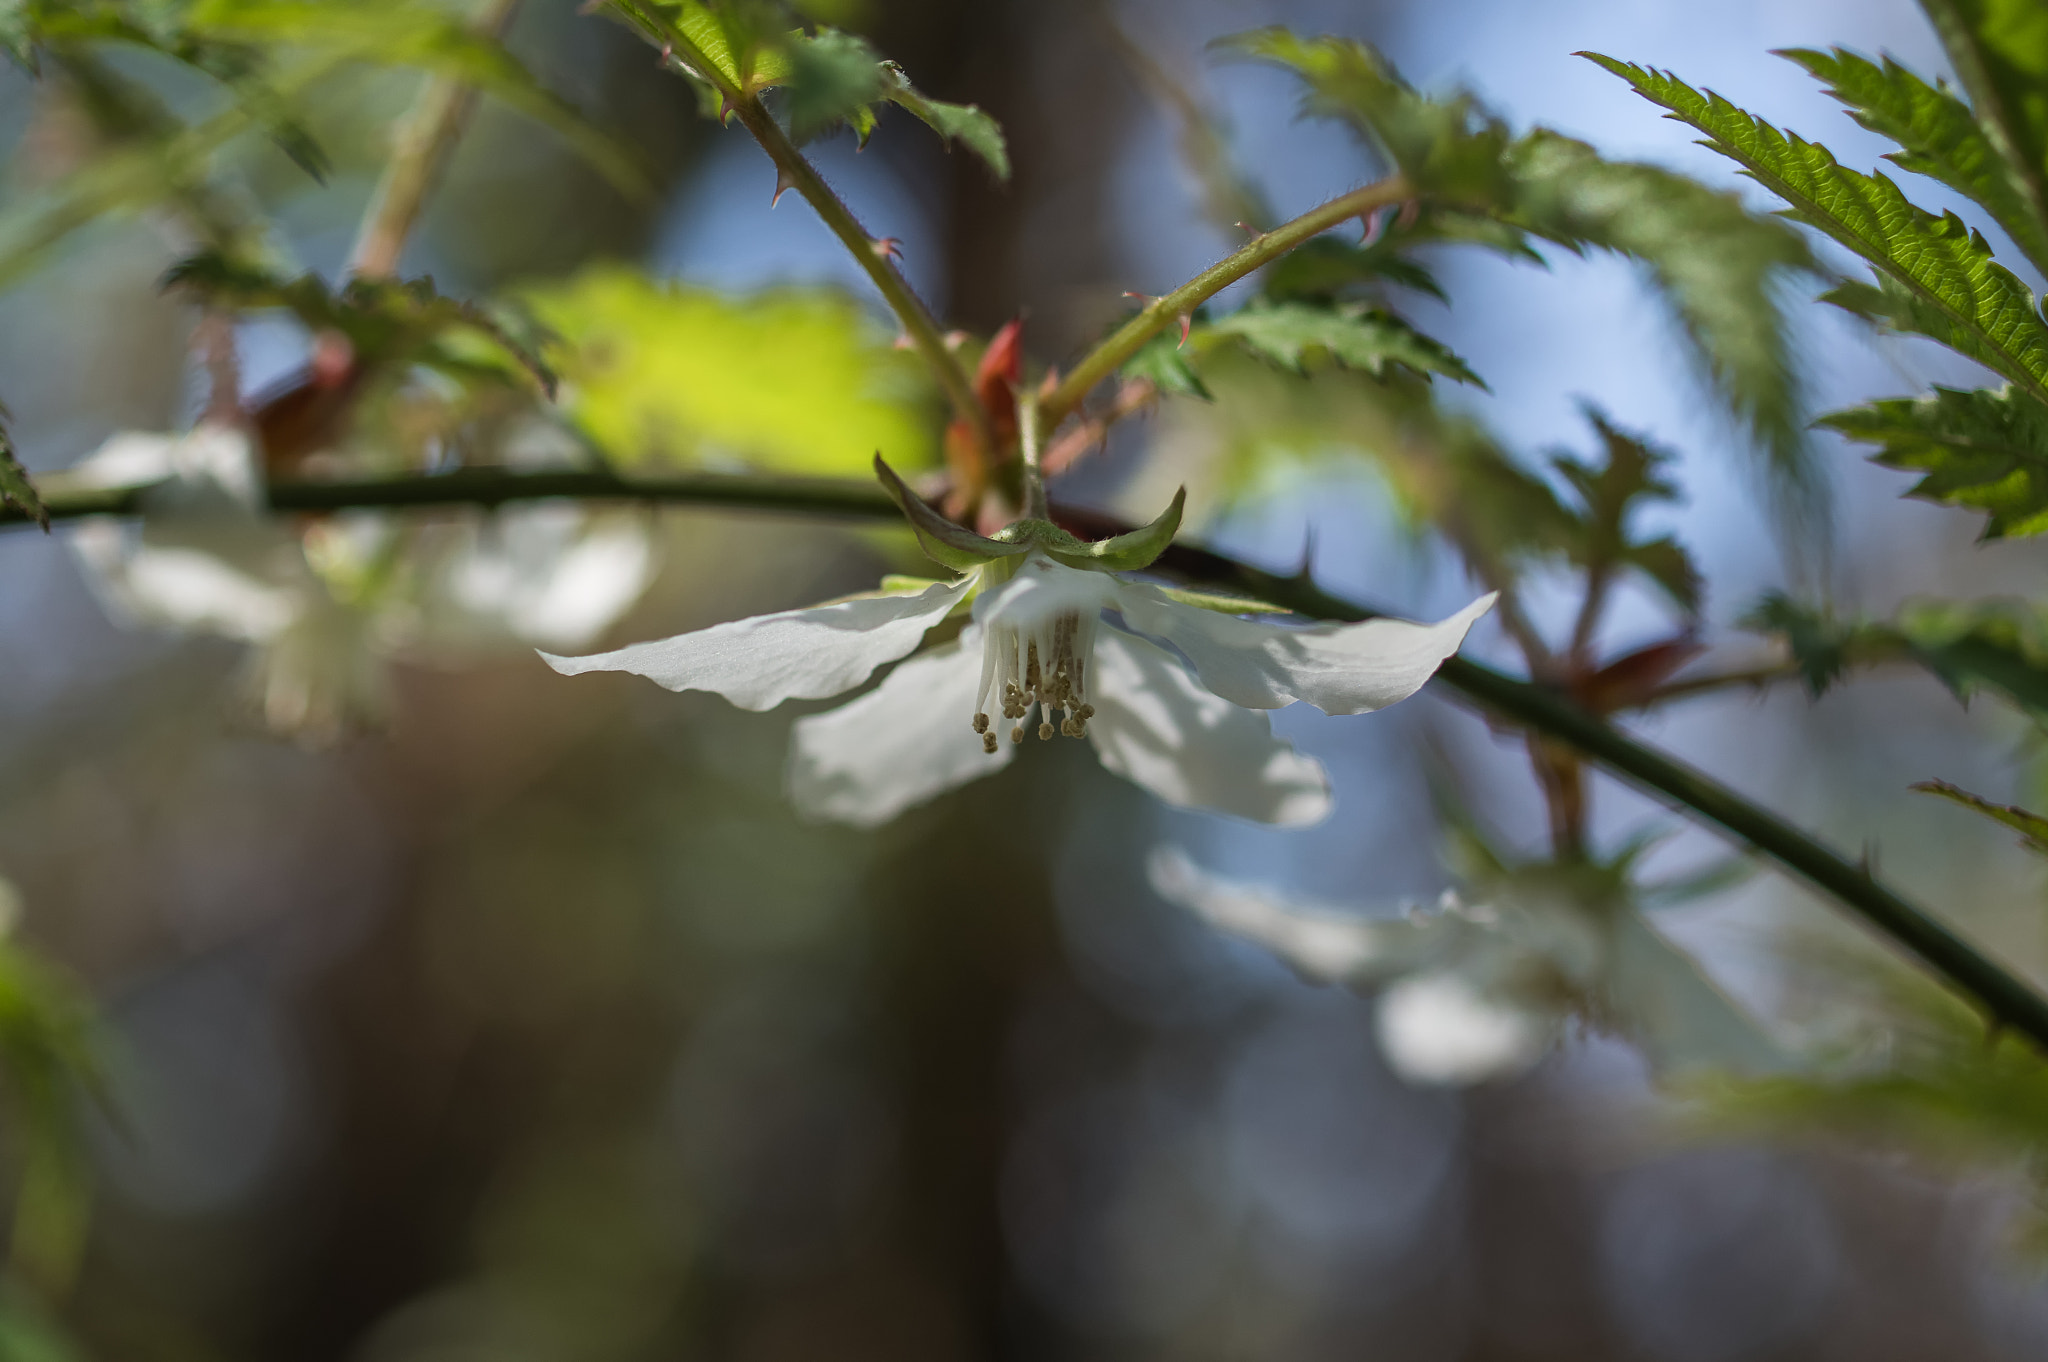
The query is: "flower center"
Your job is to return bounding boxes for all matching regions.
[972,608,1098,753]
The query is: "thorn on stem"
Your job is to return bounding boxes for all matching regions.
[1234,221,1262,237]
[1360,208,1385,246]
[1396,198,1421,230]
[1176,311,1193,348]
[771,167,798,207]
[872,237,904,263]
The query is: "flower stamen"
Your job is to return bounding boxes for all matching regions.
[974,582,1100,755]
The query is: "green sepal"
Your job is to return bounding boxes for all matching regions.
[1154,584,1291,616]
[1037,487,1186,572]
[872,454,1027,570]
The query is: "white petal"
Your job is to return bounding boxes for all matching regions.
[1087,632,1331,825]
[71,533,302,640]
[1114,586,1496,714]
[540,576,972,711]
[970,551,1117,630]
[1148,848,1462,983]
[1605,913,1791,1077]
[1376,973,1554,1085]
[786,630,1010,826]
[433,508,657,651]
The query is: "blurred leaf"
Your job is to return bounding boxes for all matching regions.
[1914,778,2048,853]
[1120,328,1210,400]
[1232,33,1817,520]
[1263,236,1446,303]
[1553,407,1699,615]
[1584,54,2048,414]
[1196,299,1484,388]
[1782,45,2048,276]
[1222,28,1514,201]
[1821,384,2048,538]
[0,409,47,531]
[780,26,885,144]
[878,63,1008,180]
[1921,0,2048,252]
[1496,129,1819,517]
[1745,590,2048,722]
[164,250,557,397]
[523,264,937,474]
[1111,21,1270,232]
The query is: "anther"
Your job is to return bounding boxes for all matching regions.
[1011,725,1024,744]
[972,713,990,734]
[983,732,999,754]
[1038,721,1054,741]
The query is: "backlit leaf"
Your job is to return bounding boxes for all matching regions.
[1821,384,2048,538]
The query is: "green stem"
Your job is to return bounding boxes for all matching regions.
[1018,386,1046,519]
[350,0,523,277]
[1039,174,1411,426]
[21,466,2048,1050]
[608,1,993,460]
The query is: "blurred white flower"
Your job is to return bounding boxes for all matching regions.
[68,425,656,741]
[1149,847,1790,1085]
[545,547,1492,827]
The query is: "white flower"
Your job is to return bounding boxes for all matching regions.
[1149,847,1790,1085]
[68,425,656,739]
[543,545,1493,827]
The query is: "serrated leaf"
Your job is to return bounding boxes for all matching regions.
[1584,53,2048,414]
[1553,407,1699,614]
[521,264,937,475]
[1821,384,2048,537]
[1913,778,2048,854]
[1781,45,2048,277]
[1920,0,2048,253]
[1497,127,1819,517]
[1198,300,1483,388]
[1744,590,2048,722]
[1221,28,1514,202]
[1121,328,1211,400]
[880,62,1008,180]
[780,26,886,144]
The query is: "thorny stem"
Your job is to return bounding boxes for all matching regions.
[349,0,522,277]
[606,1,995,462]
[1039,174,1411,427]
[18,467,2048,1053]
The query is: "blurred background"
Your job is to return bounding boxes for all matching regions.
[3,0,2048,1357]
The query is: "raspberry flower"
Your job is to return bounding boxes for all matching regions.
[1149,847,1789,1084]
[544,457,1494,827]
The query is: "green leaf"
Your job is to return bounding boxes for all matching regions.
[1583,53,2048,414]
[878,62,1009,180]
[780,26,887,144]
[1153,585,1291,615]
[1821,384,2048,537]
[1920,0,2048,253]
[166,250,556,397]
[1498,127,1819,515]
[0,408,47,532]
[873,454,1025,570]
[1263,236,1446,303]
[1744,590,2048,722]
[1781,45,2048,277]
[1553,407,1700,614]
[1914,778,2048,853]
[1197,300,1484,387]
[1220,28,1514,202]
[1120,329,1211,400]
[521,265,938,475]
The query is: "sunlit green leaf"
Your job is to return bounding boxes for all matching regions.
[523,265,938,475]
[1920,0,2048,254]
[1821,384,2048,538]
[1584,53,2048,413]
[1196,299,1483,388]
[1782,45,2048,276]
[780,26,886,144]
[880,63,1008,180]
[1120,328,1211,400]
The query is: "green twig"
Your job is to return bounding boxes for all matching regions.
[1038,174,1410,426]
[608,0,993,461]
[350,0,524,278]
[20,465,2048,1052]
